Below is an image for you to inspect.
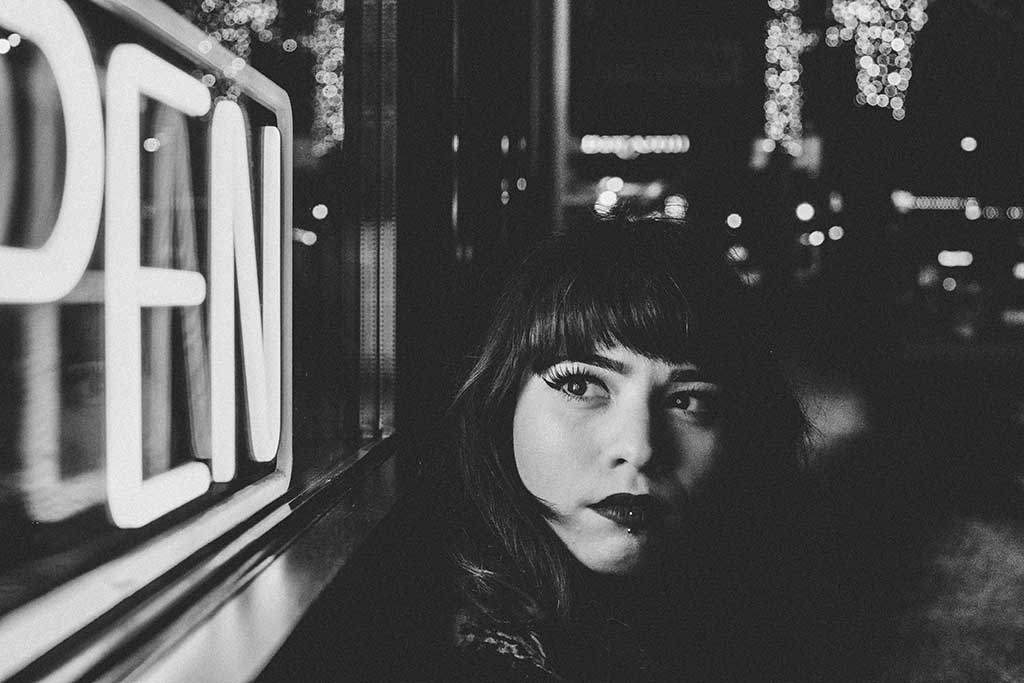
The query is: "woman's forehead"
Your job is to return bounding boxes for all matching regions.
[531,335,698,372]
[557,343,698,372]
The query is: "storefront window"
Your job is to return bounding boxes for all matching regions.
[0,1,347,675]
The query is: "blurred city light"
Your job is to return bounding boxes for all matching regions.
[796,202,815,221]
[740,269,764,286]
[580,134,690,160]
[1014,263,1024,280]
[918,265,940,287]
[964,199,981,220]
[1002,309,1024,326]
[829,191,844,213]
[828,225,845,240]
[727,244,749,262]
[764,0,818,152]
[942,277,957,292]
[664,195,688,219]
[293,228,318,246]
[605,176,624,192]
[937,250,973,267]
[597,190,618,207]
[726,213,743,229]
[830,0,929,119]
[308,0,346,156]
[910,195,963,210]
[142,137,161,153]
[808,230,825,246]
[960,136,978,152]
[891,189,915,213]
[311,204,328,220]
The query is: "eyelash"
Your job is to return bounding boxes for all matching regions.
[666,388,722,419]
[541,366,721,417]
[542,365,605,401]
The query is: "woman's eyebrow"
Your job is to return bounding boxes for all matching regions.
[559,355,706,382]
[669,367,705,382]
[572,354,627,374]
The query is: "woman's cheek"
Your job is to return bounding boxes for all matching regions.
[513,397,560,496]
[668,425,725,490]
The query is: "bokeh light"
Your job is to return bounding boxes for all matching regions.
[829,0,929,119]
[764,0,818,154]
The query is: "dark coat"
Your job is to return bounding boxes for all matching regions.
[260,484,811,682]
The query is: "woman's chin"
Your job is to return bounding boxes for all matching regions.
[571,531,654,576]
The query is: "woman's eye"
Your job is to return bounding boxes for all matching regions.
[667,389,720,417]
[669,393,694,410]
[564,378,589,397]
[542,369,607,401]
[556,375,603,400]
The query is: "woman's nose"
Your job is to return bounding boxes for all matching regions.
[603,399,657,472]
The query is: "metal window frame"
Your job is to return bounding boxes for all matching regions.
[358,0,398,442]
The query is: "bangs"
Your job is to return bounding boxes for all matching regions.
[484,219,752,393]
[522,260,698,371]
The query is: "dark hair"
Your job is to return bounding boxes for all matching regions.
[446,214,807,628]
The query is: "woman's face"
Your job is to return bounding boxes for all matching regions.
[512,343,725,575]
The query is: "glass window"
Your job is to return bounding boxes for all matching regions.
[0,0,391,675]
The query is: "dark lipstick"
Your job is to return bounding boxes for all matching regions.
[589,493,665,532]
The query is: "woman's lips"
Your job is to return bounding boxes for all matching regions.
[589,493,665,531]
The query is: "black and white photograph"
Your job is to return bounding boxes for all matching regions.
[1,1,1023,680]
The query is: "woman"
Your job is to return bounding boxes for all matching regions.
[437,214,810,680]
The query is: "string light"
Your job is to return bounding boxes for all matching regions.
[184,0,279,60]
[892,193,1024,219]
[764,0,818,155]
[828,0,929,120]
[183,0,281,98]
[309,0,346,157]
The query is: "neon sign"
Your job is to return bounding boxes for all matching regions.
[0,0,287,529]
[0,0,104,303]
